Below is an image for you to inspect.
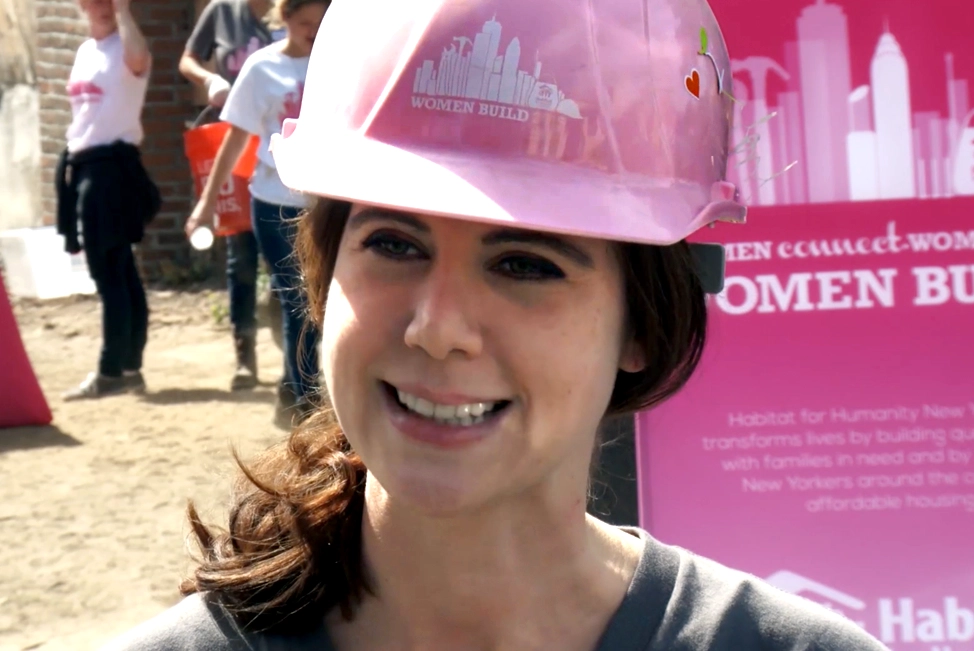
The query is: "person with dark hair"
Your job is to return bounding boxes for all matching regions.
[58,0,158,401]
[178,0,278,391]
[183,0,329,426]
[105,0,890,648]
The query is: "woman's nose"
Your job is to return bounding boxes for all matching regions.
[403,268,484,361]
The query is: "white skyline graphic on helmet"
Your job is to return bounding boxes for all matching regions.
[412,16,582,120]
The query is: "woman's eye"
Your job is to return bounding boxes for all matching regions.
[494,255,565,281]
[362,232,424,260]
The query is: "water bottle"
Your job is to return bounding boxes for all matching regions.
[190,226,214,251]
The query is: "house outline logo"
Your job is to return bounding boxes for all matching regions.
[765,570,868,628]
[410,15,582,121]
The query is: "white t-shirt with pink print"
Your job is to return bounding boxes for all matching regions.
[66,31,150,154]
[220,42,309,208]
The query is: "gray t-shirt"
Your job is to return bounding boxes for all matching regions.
[185,0,276,84]
[101,529,889,650]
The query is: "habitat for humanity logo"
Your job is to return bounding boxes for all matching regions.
[767,570,974,649]
[766,571,868,627]
[411,16,582,123]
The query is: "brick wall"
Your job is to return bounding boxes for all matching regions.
[34,0,199,281]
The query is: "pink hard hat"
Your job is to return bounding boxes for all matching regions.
[271,0,746,247]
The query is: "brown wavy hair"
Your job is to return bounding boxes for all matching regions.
[179,198,709,635]
[266,0,330,30]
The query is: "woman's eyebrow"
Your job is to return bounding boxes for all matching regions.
[482,229,595,268]
[347,211,595,268]
[347,208,429,232]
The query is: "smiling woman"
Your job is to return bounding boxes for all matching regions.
[103,0,892,648]
[280,199,707,524]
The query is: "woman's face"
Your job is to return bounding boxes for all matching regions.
[79,0,116,30]
[284,3,327,55]
[323,205,643,513]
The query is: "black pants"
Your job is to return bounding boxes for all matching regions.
[86,244,149,377]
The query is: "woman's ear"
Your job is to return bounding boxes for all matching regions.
[619,338,647,374]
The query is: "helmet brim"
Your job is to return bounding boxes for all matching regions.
[273,124,745,246]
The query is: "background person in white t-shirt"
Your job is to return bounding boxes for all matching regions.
[178,0,280,393]
[184,0,329,426]
[57,0,159,401]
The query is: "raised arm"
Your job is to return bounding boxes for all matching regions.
[113,0,151,76]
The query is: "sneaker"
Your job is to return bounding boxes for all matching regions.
[231,364,258,391]
[274,382,316,429]
[231,334,259,391]
[294,399,317,424]
[274,380,297,429]
[63,372,128,401]
[122,370,147,394]
[277,379,298,409]
[274,401,317,430]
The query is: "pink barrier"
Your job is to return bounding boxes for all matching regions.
[0,274,52,429]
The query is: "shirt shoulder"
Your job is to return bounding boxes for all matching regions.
[657,546,889,650]
[239,42,286,71]
[598,528,888,651]
[230,43,291,91]
[100,592,334,651]
[98,593,252,651]
[186,0,241,45]
[202,0,241,18]
[75,38,97,56]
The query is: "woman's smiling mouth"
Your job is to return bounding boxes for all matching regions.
[380,381,512,446]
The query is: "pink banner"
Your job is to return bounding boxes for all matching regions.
[636,2,974,645]
[637,199,974,649]
[706,0,974,208]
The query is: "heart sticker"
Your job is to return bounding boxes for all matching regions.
[685,69,701,99]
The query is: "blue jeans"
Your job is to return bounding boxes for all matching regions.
[251,197,320,401]
[226,230,259,338]
[194,109,258,338]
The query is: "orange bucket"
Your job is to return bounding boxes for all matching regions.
[183,122,260,236]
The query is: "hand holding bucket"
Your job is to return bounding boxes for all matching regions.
[183,121,259,237]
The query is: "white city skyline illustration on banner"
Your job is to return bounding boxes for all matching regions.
[729,0,974,206]
[412,16,582,119]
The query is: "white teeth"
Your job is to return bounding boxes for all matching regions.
[394,388,500,426]
[433,404,455,420]
[413,398,436,418]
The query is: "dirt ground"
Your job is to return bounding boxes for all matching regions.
[1,289,291,651]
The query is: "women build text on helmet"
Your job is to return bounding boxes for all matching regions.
[271,0,747,290]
